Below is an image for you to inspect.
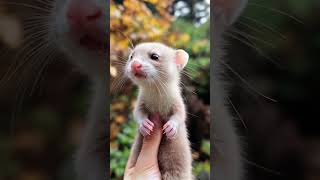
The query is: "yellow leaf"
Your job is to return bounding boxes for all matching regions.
[115,115,126,124]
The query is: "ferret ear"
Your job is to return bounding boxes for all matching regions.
[213,0,247,25]
[175,49,189,71]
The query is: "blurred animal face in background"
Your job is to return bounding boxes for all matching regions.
[50,0,107,78]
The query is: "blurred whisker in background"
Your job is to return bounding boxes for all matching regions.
[0,0,94,180]
[225,0,320,179]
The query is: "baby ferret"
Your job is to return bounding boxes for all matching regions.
[125,42,193,180]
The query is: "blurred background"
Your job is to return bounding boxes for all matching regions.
[225,0,320,180]
[0,0,96,179]
[110,0,210,179]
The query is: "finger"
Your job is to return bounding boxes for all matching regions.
[133,114,162,179]
[136,119,163,164]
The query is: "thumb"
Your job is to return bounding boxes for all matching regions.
[135,113,163,167]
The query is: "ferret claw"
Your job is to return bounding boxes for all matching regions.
[139,119,154,136]
[163,120,178,139]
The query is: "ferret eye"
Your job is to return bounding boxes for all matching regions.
[150,53,159,61]
[129,52,134,60]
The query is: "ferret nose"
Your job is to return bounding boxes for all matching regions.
[66,0,102,31]
[131,62,142,72]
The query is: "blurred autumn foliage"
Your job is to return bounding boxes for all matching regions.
[110,0,210,179]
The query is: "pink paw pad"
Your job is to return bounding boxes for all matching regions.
[139,119,154,136]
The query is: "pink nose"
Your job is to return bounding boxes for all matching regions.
[131,62,142,72]
[66,0,102,32]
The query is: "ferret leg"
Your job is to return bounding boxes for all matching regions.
[158,127,194,180]
[134,105,154,137]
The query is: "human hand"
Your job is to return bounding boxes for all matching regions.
[124,113,163,180]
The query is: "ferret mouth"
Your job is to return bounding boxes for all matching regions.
[133,71,146,78]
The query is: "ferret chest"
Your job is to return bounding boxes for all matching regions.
[142,91,175,118]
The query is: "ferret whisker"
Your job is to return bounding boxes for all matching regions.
[184,67,201,77]
[111,27,135,49]
[157,78,170,110]
[180,81,197,95]
[34,0,54,8]
[23,20,50,28]
[227,97,248,131]
[237,20,287,40]
[0,2,51,13]
[247,2,303,24]
[0,40,51,88]
[0,46,13,61]
[23,29,48,40]
[18,44,54,80]
[218,59,278,102]
[186,112,200,119]
[184,63,200,70]
[111,74,128,93]
[111,63,126,70]
[23,15,51,20]
[10,45,57,130]
[157,69,167,77]
[111,59,127,65]
[184,67,198,75]
[151,77,161,95]
[118,79,128,93]
[0,38,49,87]
[23,29,49,37]
[23,17,50,24]
[29,47,57,95]
[28,42,54,68]
[243,158,283,176]
[11,76,29,134]
[225,32,282,68]
[111,56,127,63]
[23,25,50,33]
[242,16,288,39]
[181,71,194,79]
[111,75,124,92]
[230,28,275,48]
[186,61,203,68]
[156,69,169,80]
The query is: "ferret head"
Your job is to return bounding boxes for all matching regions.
[125,42,189,87]
[49,0,107,78]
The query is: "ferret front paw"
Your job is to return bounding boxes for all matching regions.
[139,119,154,136]
[163,120,178,139]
